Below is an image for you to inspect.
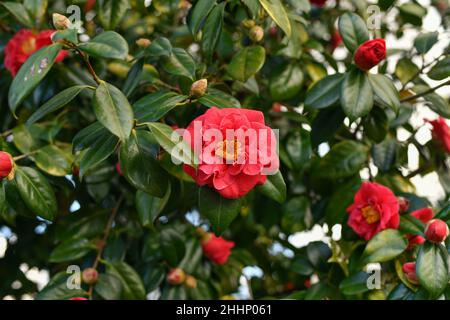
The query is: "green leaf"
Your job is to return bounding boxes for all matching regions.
[242,0,260,18]
[162,48,196,80]
[291,257,314,276]
[305,74,344,109]
[93,81,134,141]
[1,2,34,27]
[95,273,123,300]
[258,0,291,37]
[310,107,345,147]
[307,241,332,272]
[147,122,197,167]
[368,74,400,111]
[255,170,286,203]
[24,0,48,24]
[399,215,425,235]
[12,124,43,153]
[198,88,241,109]
[341,69,374,120]
[135,184,171,227]
[144,37,172,57]
[414,32,439,54]
[79,31,129,60]
[76,128,119,178]
[435,203,450,221]
[134,91,188,122]
[428,57,450,81]
[34,145,73,177]
[362,229,408,264]
[412,85,450,118]
[416,242,449,299]
[325,177,361,225]
[198,187,242,235]
[227,46,266,82]
[123,58,144,97]
[160,228,186,266]
[270,63,303,101]
[27,85,90,125]
[395,58,420,84]
[119,130,168,197]
[49,238,93,263]
[371,138,397,172]
[36,273,87,300]
[97,0,130,30]
[315,141,368,179]
[188,0,216,37]
[8,44,63,115]
[339,272,370,295]
[14,166,57,221]
[338,13,370,53]
[202,3,225,59]
[106,261,146,300]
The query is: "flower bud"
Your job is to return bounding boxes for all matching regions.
[354,39,386,71]
[271,103,282,113]
[167,268,186,285]
[242,19,255,29]
[136,38,151,48]
[190,79,208,98]
[52,13,71,30]
[82,268,99,285]
[402,262,418,284]
[184,275,197,289]
[0,151,14,181]
[397,197,410,213]
[424,219,449,243]
[304,279,311,289]
[249,26,264,42]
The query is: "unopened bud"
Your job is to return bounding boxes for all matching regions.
[53,13,71,30]
[82,268,98,285]
[136,38,151,48]
[242,19,255,29]
[397,197,410,213]
[184,275,197,289]
[425,219,449,243]
[167,268,186,285]
[249,26,264,42]
[402,262,418,284]
[0,151,14,181]
[190,79,208,98]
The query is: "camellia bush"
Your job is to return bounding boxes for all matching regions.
[0,0,449,300]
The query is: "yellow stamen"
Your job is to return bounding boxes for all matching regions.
[361,206,380,224]
[215,139,241,162]
[22,37,36,55]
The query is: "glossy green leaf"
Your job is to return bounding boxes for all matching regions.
[136,184,171,227]
[94,273,123,300]
[416,242,449,299]
[36,273,87,300]
[34,145,73,177]
[202,3,225,59]
[305,73,344,109]
[8,44,63,115]
[310,107,345,147]
[339,272,370,296]
[93,81,134,141]
[123,58,144,97]
[258,0,291,37]
[1,2,34,27]
[198,187,242,235]
[227,46,266,82]
[147,122,197,167]
[160,228,186,266]
[14,166,57,221]
[270,63,303,101]
[134,91,188,122]
[27,85,91,125]
[198,88,241,109]
[338,13,370,53]
[188,0,216,37]
[79,31,129,60]
[368,74,400,111]
[341,68,374,120]
[97,0,130,30]
[144,37,172,57]
[119,130,168,197]
[414,32,438,54]
[256,170,286,204]
[106,261,146,300]
[428,57,450,81]
[372,139,397,172]
[162,48,196,79]
[362,229,408,264]
[49,238,93,263]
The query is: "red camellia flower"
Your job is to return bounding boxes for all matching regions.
[0,151,14,180]
[354,39,386,70]
[182,107,279,199]
[310,0,327,7]
[347,182,400,241]
[427,117,450,153]
[4,29,68,76]
[424,219,449,243]
[407,207,434,249]
[402,262,418,284]
[201,233,235,265]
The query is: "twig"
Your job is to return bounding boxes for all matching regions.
[87,194,124,299]
[400,79,450,103]
[13,151,38,161]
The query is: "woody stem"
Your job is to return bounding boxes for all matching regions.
[400,79,450,103]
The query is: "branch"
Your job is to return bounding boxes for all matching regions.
[400,79,450,103]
